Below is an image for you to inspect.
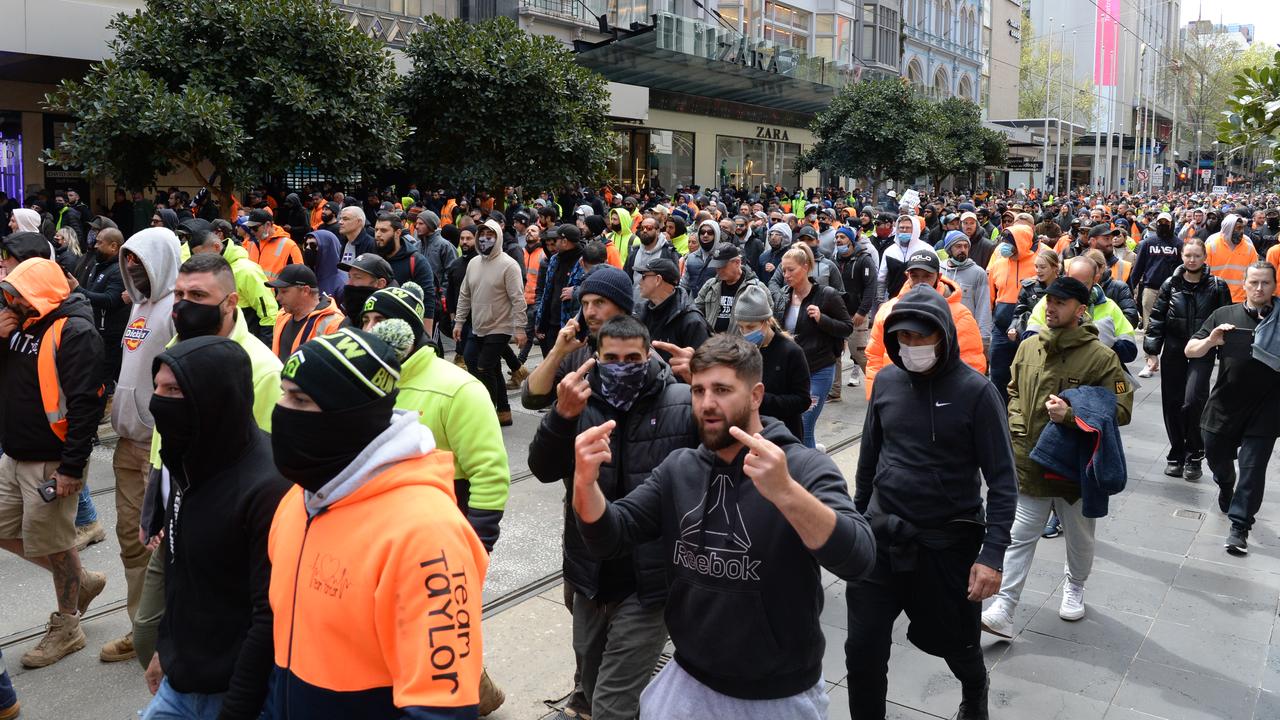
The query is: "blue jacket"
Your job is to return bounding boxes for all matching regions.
[1029,386,1127,518]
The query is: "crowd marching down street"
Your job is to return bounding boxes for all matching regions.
[0,180,1278,720]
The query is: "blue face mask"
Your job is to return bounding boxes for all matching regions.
[998,242,1015,258]
[838,244,854,258]
[743,329,766,346]
[896,232,913,245]
[598,361,647,411]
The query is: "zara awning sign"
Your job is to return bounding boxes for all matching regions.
[756,127,791,141]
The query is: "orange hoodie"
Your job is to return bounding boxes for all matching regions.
[864,275,987,398]
[986,225,1039,305]
[267,438,488,718]
[247,226,303,282]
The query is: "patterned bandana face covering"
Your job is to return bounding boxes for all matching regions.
[598,360,648,411]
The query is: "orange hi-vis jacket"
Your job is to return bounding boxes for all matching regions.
[309,202,324,231]
[248,227,304,282]
[1267,244,1280,295]
[267,446,488,719]
[524,245,544,306]
[270,298,346,363]
[864,275,987,398]
[987,225,1039,305]
[1206,233,1259,303]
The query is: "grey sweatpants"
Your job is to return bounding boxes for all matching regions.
[640,658,828,720]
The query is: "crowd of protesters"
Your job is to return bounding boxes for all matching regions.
[0,176,1277,720]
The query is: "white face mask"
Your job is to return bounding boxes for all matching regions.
[900,342,939,373]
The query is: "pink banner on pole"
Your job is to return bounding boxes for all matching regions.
[1093,0,1120,86]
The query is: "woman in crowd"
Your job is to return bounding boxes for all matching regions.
[732,284,810,441]
[774,243,852,449]
[1009,248,1062,340]
[1143,237,1233,481]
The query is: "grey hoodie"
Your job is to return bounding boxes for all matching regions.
[111,228,182,442]
[942,256,994,340]
[680,220,720,296]
[454,218,525,337]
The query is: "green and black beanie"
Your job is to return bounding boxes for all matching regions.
[362,286,426,344]
[281,327,401,411]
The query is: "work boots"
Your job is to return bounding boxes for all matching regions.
[100,631,136,663]
[478,668,506,716]
[21,612,86,668]
[78,570,107,616]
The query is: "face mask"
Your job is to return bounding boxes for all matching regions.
[838,244,853,258]
[1268,218,1279,231]
[896,232,912,246]
[86,230,97,248]
[173,297,227,340]
[150,394,195,471]
[819,222,830,232]
[128,263,151,296]
[271,400,393,493]
[478,235,497,254]
[342,285,376,322]
[875,225,892,238]
[743,329,766,346]
[998,242,1015,258]
[900,342,938,373]
[1156,223,1173,239]
[302,246,319,267]
[598,360,647,411]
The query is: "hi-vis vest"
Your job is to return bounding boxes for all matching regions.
[39,317,69,441]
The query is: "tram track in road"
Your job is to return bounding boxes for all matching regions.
[4,430,861,648]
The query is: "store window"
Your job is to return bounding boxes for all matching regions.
[0,112,23,206]
[815,13,853,64]
[763,0,811,51]
[716,134,802,191]
[608,0,650,28]
[608,127,694,193]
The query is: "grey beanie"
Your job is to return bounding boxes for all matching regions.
[732,283,775,322]
[418,209,441,230]
[768,222,792,243]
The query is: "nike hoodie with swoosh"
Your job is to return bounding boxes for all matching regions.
[854,284,1019,570]
[578,419,875,700]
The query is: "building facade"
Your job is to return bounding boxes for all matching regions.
[900,0,984,103]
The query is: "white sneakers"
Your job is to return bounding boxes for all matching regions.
[1059,578,1086,621]
[846,365,863,387]
[980,602,1014,639]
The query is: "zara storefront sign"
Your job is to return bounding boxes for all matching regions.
[756,127,790,141]
[716,37,782,74]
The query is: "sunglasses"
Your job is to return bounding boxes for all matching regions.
[699,229,715,235]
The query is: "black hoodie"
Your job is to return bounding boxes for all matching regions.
[153,337,290,719]
[854,285,1018,570]
[579,418,875,700]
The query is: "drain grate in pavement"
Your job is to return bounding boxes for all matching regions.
[1174,508,1205,520]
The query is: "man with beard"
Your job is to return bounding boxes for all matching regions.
[372,214,435,336]
[848,285,1017,720]
[68,226,128,396]
[528,315,698,720]
[623,217,679,306]
[940,231,993,352]
[317,201,341,238]
[572,334,875,719]
[1206,214,1260,303]
[959,212,996,269]
[535,225,585,358]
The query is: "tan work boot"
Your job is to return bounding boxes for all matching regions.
[77,570,107,616]
[100,631,136,663]
[0,699,19,719]
[21,612,86,668]
[74,521,107,552]
[478,668,506,716]
[506,365,530,389]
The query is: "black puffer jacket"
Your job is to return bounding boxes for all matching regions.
[1099,275,1140,328]
[1012,277,1052,338]
[773,282,853,372]
[528,356,699,607]
[635,287,709,361]
[1143,266,1234,356]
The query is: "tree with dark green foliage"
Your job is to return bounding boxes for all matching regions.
[43,0,407,217]
[397,16,615,200]
[1218,50,1280,178]
[798,78,939,190]
[928,97,1009,192]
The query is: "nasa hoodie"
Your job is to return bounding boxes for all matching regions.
[578,418,875,700]
[111,228,181,443]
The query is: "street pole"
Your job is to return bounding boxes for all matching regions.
[1054,22,1065,195]
[1068,30,1078,194]
[1135,44,1146,195]
[1042,16,1054,192]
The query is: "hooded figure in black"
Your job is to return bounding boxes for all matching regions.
[282,193,309,244]
[846,284,1018,720]
[147,336,290,719]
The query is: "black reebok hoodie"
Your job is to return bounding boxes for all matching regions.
[154,336,290,719]
[854,284,1018,570]
[579,419,875,700]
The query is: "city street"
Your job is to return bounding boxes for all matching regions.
[3,351,1280,719]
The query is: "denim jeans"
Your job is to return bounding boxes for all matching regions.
[75,485,97,527]
[801,364,836,449]
[142,677,225,720]
[992,496,1095,611]
[0,648,16,711]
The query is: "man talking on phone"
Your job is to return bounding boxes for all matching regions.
[1186,261,1280,556]
[981,276,1132,640]
[0,257,108,668]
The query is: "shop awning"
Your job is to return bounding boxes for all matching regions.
[574,18,844,117]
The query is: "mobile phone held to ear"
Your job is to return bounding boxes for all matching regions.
[39,475,58,503]
[575,314,590,343]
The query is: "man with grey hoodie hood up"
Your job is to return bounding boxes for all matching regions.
[101,227,182,663]
[680,220,719,297]
[454,219,526,426]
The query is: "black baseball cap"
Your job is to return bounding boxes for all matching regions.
[797,225,819,240]
[1087,223,1112,239]
[875,212,896,225]
[637,257,680,285]
[707,244,741,269]
[243,208,272,227]
[905,250,940,273]
[337,253,394,281]
[265,263,319,289]
[885,314,937,337]
[1045,277,1090,304]
[555,224,581,245]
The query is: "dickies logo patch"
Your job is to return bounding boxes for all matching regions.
[123,316,150,352]
[1115,381,1128,394]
